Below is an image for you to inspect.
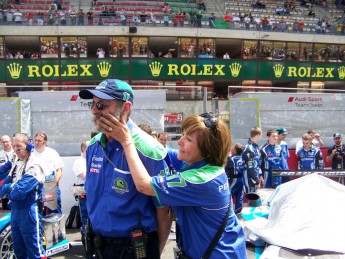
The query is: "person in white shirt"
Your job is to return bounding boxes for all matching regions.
[223,52,230,59]
[0,135,14,167]
[31,132,64,215]
[72,140,89,249]
[295,129,324,154]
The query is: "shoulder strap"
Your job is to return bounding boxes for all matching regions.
[202,204,231,259]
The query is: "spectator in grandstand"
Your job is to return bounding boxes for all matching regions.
[308,6,316,17]
[233,13,241,29]
[225,143,245,213]
[296,133,324,170]
[58,8,67,25]
[260,129,288,188]
[196,11,203,28]
[13,9,22,25]
[326,133,345,170]
[139,9,147,23]
[78,8,85,25]
[87,8,94,25]
[107,112,247,258]
[279,17,287,32]
[243,127,262,193]
[162,2,171,13]
[120,9,126,26]
[223,52,231,59]
[97,48,105,58]
[254,15,261,30]
[6,8,13,25]
[0,9,3,25]
[209,12,216,28]
[298,19,304,32]
[244,14,251,30]
[37,8,44,25]
[132,11,139,25]
[262,15,269,31]
[162,11,169,26]
[179,11,186,27]
[223,11,232,25]
[31,131,64,215]
[189,8,197,26]
[293,19,298,32]
[69,5,77,25]
[150,12,157,26]
[92,0,98,6]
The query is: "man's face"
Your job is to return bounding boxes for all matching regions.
[334,137,342,146]
[34,135,47,151]
[1,136,12,152]
[268,132,278,145]
[278,133,287,141]
[13,137,29,160]
[158,134,168,147]
[92,97,123,132]
[302,139,312,150]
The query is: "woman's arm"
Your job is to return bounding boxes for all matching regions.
[99,114,155,196]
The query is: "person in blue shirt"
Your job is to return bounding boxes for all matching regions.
[79,79,171,259]
[104,112,247,259]
[276,127,291,183]
[0,133,46,259]
[225,143,245,213]
[297,133,324,170]
[242,127,263,193]
[260,129,288,188]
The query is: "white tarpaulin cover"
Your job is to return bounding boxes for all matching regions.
[246,174,345,253]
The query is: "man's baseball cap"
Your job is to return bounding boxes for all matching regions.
[79,79,134,104]
[276,128,288,134]
[333,132,342,138]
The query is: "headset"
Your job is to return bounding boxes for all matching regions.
[26,142,35,153]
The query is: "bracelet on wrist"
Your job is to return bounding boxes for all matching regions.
[122,141,133,148]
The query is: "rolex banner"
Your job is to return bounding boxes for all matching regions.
[1,59,345,82]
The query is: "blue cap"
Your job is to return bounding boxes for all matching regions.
[276,128,288,134]
[333,133,342,138]
[79,79,134,104]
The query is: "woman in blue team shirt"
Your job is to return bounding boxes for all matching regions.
[100,113,247,259]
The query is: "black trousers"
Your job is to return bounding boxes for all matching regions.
[97,231,159,259]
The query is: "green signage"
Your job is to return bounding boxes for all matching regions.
[1,59,345,81]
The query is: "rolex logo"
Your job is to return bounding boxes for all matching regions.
[149,61,163,77]
[229,63,242,77]
[97,61,111,77]
[338,66,345,79]
[273,64,284,78]
[7,63,22,79]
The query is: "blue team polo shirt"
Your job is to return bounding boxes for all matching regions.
[151,160,247,259]
[85,119,168,238]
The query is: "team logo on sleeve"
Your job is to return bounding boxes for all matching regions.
[112,177,129,194]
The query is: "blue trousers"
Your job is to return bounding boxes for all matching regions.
[78,195,88,234]
[11,204,46,259]
[230,178,244,213]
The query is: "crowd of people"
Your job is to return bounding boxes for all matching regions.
[225,127,345,213]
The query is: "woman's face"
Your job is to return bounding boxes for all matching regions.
[177,130,203,165]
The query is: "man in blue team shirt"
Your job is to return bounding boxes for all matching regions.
[297,133,324,170]
[242,127,263,193]
[260,129,288,188]
[79,79,170,259]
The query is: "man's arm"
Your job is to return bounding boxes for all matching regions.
[156,207,173,255]
[326,147,336,163]
[55,168,63,184]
